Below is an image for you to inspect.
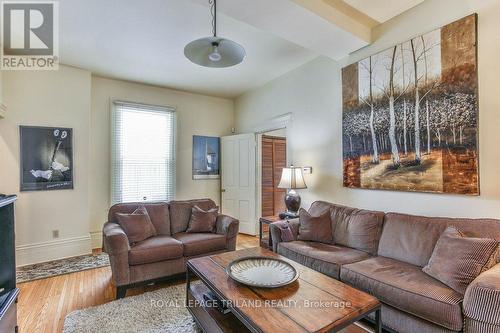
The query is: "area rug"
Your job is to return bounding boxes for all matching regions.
[17,253,110,283]
[63,284,200,333]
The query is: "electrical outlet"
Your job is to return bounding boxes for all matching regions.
[52,230,59,238]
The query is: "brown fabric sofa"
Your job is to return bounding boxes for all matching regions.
[103,199,239,298]
[270,201,500,333]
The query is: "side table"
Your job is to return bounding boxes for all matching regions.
[259,216,282,250]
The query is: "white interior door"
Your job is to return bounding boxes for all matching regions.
[221,134,256,235]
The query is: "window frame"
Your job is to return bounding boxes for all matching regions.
[110,100,177,205]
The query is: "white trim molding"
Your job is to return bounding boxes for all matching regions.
[0,103,6,119]
[253,113,294,227]
[16,235,92,267]
[90,230,103,249]
[253,112,293,134]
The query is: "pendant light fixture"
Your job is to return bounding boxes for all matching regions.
[184,0,246,68]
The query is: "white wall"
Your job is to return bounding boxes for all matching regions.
[0,66,93,265]
[89,77,234,247]
[0,66,233,264]
[235,0,500,219]
[0,68,3,104]
[0,68,5,118]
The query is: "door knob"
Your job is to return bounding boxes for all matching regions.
[221,189,226,192]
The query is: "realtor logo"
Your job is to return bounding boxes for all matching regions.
[1,1,59,70]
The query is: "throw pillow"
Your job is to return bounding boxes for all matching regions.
[273,220,295,242]
[186,205,219,233]
[116,206,157,244]
[297,208,333,243]
[423,226,499,294]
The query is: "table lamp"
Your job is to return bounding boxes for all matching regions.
[278,166,307,218]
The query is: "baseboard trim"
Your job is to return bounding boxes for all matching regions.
[90,231,102,249]
[16,235,92,267]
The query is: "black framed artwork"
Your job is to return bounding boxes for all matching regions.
[20,126,74,191]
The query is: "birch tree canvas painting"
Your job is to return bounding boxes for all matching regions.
[342,14,478,195]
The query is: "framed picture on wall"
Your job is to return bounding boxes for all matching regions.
[192,135,220,180]
[20,126,74,191]
[341,14,479,195]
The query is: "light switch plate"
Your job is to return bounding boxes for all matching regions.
[303,166,312,174]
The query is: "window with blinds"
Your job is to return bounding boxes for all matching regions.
[111,101,176,204]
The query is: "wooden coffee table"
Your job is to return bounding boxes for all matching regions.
[186,247,381,333]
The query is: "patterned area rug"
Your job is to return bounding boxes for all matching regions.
[63,284,200,333]
[17,253,110,283]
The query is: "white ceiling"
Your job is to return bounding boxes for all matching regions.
[59,0,317,98]
[59,0,424,98]
[343,0,425,23]
[190,0,370,60]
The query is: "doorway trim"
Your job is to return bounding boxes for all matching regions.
[253,113,293,134]
[253,113,293,222]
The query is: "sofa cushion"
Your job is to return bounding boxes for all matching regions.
[423,226,499,294]
[142,203,171,236]
[341,256,464,331]
[278,241,371,279]
[108,202,171,236]
[170,199,217,234]
[297,208,333,243]
[333,209,385,255]
[379,213,500,268]
[116,206,157,244]
[186,205,218,233]
[308,201,385,255]
[174,232,227,257]
[308,200,335,216]
[128,236,183,265]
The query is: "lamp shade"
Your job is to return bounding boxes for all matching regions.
[278,166,307,190]
[184,37,246,68]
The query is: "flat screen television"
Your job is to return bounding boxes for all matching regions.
[0,195,17,301]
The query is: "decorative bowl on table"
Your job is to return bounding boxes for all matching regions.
[225,256,299,288]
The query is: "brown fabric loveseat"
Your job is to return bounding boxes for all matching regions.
[270,201,500,333]
[103,199,239,298]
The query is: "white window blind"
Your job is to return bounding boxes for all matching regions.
[111,101,176,204]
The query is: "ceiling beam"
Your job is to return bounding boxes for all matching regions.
[289,0,379,43]
[189,0,371,59]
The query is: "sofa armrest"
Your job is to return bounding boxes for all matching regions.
[269,218,299,252]
[216,215,239,251]
[103,222,130,255]
[103,222,131,286]
[216,214,239,238]
[463,263,500,330]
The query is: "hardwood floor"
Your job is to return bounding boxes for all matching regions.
[233,233,259,250]
[17,234,364,333]
[17,234,258,333]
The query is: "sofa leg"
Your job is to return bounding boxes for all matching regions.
[116,286,127,299]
